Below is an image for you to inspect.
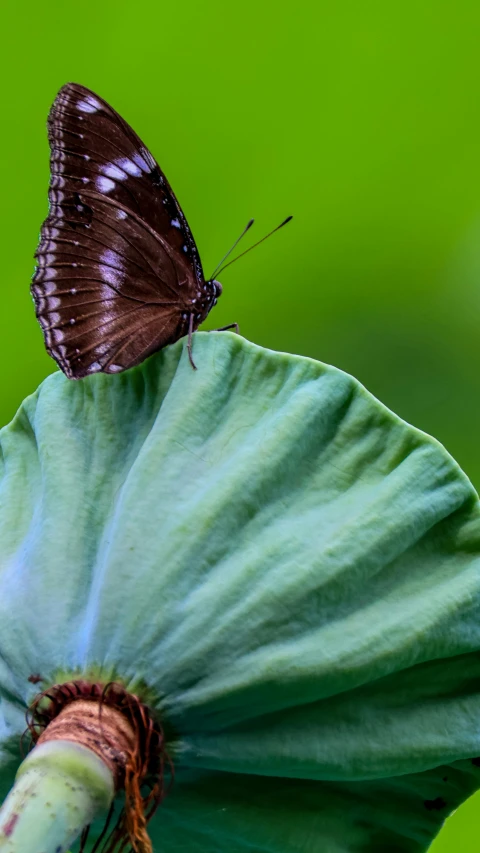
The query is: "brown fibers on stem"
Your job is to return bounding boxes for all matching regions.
[23,680,174,853]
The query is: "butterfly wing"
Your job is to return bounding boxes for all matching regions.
[32,83,209,377]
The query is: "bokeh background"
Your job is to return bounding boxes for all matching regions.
[1,1,480,847]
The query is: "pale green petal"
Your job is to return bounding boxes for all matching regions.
[1,333,480,851]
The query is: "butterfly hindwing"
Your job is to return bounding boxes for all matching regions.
[32,83,217,377]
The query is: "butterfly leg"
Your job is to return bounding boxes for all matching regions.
[211,323,240,334]
[187,313,198,370]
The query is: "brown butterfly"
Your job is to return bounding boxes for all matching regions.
[31,83,224,377]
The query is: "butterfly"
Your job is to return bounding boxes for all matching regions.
[31,83,225,377]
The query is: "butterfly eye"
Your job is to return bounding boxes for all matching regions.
[213,280,223,297]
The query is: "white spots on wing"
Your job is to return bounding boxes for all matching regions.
[100,247,124,287]
[182,245,188,253]
[70,287,77,294]
[37,268,57,285]
[116,209,127,219]
[140,147,156,170]
[132,150,153,173]
[77,97,101,113]
[50,190,64,205]
[196,291,201,298]
[107,364,123,373]
[47,296,61,310]
[103,163,126,180]
[37,253,56,267]
[42,281,57,296]
[70,318,76,325]
[182,313,188,320]
[103,156,144,181]
[71,262,78,268]
[52,327,64,343]
[171,218,181,228]
[74,241,80,246]
[81,177,89,184]
[117,157,142,177]
[87,362,102,373]
[84,154,90,161]
[101,248,122,268]
[191,298,197,304]
[100,267,122,286]
[96,176,115,193]
[75,348,80,354]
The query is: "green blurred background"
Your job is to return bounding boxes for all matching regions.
[1,0,479,847]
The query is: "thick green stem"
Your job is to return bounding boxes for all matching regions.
[0,740,114,853]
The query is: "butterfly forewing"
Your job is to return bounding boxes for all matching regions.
[32,83,217,377]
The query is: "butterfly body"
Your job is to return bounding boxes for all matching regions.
[32,83,222,378]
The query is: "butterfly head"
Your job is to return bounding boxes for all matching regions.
[211,279,223,303]
[202,278,222,313]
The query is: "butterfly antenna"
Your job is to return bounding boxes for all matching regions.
[210,219,255,280]
[214,216,293,278]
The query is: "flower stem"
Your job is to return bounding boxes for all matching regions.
[0,740,114,853]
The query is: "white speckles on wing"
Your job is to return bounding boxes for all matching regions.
[96,176,116,193]
[116,209,128,220]
[171,218,181,228]
[182,245,188,253]
[107,364,123,373]
[87,362,102,373]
